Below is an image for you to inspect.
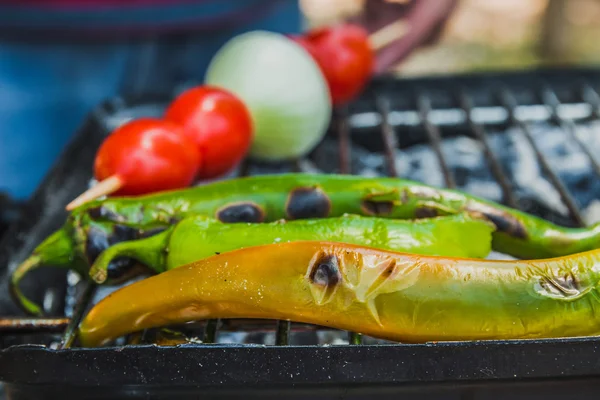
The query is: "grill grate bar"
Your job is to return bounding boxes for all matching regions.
[348,332,363,344]
[542,87,600,176]
[336,108,352,174]
[203,319,219,343]
[582,84,600,117]
[58,282,96,349]
[275,321,291,345]
[0,317,70,334]
[500,88,586,227]
[376,97,399,177]
[417,94,457,188]
[459,91,519,208]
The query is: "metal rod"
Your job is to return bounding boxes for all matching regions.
[376,97,399,177]
[582,84,600,117]
[275,320,291,345]
[203,319,219,344]
[292,158,303,173]
[500,88,585,226]
[0,317,70,335]
[417,94,456,188]
[238,157,252,177]
[58,282,97,349]
[542,87,600,176]
[336,107,352,174]
[459,91,519,208]
[349,332,363,345]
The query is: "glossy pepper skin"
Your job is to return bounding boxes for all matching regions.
[13,173,600,315]
[88,214,494,283]
[78,241,600,347]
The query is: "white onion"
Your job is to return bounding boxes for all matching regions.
[205,30,332,161]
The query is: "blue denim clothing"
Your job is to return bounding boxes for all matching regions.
[0,1,301,199]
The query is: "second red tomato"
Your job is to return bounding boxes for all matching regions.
[165,86,253,179]
[293,24,374,106]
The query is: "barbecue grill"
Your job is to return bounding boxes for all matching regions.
[1,68,600,400]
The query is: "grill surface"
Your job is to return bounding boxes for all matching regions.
[1,68,600,399]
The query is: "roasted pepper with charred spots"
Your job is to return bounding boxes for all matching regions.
[79,241,600,347]
[60,174,600,259]
[88,214,494,283]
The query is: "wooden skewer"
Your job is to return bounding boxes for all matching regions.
[65,175,123,211]
[369,18,410,51]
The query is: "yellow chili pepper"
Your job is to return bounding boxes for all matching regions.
[79,241,600,347]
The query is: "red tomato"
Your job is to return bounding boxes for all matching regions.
[94,118,201,195]
[292,24,375,106]
[165,85,253,179]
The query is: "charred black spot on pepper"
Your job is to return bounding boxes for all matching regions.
[309,254,341,287]
[415,207,438,219]
[382,261,396,277]
[86,226,138,279]
[360,199,394,216]
[216,202,265,223]
[480,212,527,239]
[106,257,137,280]
[464,203,528,239]
[85,224,148,280]
[110,224,139,244]
[286,187,331,220]
[87,206,125,223]
[484,212,528,239]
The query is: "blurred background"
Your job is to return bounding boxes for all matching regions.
[301,0,600,75]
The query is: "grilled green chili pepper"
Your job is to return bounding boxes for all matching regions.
[13,173,600,315]
[88,214,494,283]
[71,173,600,259]
[78,241,600,347]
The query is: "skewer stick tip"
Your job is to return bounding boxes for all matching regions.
[65,175,123,211]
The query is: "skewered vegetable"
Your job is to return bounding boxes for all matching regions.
[165,85,253,179]
[78,241,600,347]
[66,118,201,210]
[13,173,600,315]
[292,23,374,105]
[88,214,494,283]
[205,31,332,161]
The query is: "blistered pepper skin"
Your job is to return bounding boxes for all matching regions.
[88,214,494,282]
[79,241,600,347]
[78,174,600,259]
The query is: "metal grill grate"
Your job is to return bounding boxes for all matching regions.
[1,69,600,351]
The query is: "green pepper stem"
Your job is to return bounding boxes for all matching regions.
[9,228,76,316]
[89,227,173,284]
[9,255,44,315]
